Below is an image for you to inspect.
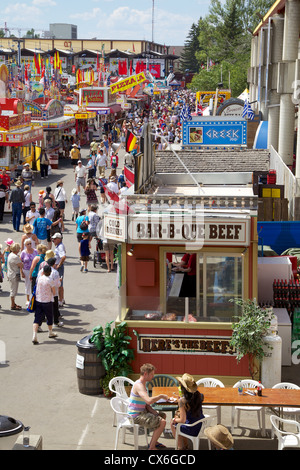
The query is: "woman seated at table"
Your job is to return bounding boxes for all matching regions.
[170,373,204,450]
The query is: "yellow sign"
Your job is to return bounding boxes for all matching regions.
[196,90,231,107]
[110,72,146,94]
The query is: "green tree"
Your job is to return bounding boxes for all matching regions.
[180,21,201,73]
[189,0,274,97]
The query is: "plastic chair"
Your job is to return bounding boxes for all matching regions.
[272,382,300,418]
[109,376,135,426]
[110,396,149,450]
[270,415,300,450]
[147,374,179,418]
[271,382,300,438]
[175,415,212,450]
[196,378,225,423]
[231,380,266,437]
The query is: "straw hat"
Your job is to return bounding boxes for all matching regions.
[45,250,55,261]
[176,373,198,394]
[23,224,33,234]
[204,425,234,450]
[15,180,22,187]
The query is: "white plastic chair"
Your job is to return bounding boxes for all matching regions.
[272,382,300,418]
[175,415,211,450]
[196,378,225,423]
[270,415,300,450]
[231,380,266,437]
[109,376,135,426]
[110,396,149,450]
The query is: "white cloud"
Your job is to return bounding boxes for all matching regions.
[70,8,102,22]
[32,0,57,6]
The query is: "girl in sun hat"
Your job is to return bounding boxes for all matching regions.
[170,373,205,450]
[204,424,234,450]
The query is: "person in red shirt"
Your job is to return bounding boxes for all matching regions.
[0,168,11,189]
[177,253,197,298]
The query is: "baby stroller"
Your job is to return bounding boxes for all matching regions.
[93,237,106,268]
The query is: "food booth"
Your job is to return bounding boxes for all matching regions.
[104,124,259,385]
[24,99,76,169]
[0,98,43,170]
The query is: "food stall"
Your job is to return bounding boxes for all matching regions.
[64,104,97,146]
[103,124,259,385]
[24,99,76,168]
[0,98,43,170]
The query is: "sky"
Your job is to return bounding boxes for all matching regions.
[1,0,214,46]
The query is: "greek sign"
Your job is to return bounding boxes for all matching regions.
[182,117,247,148]
[137,334,235,356]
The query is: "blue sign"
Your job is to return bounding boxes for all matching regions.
[182,118,247,148]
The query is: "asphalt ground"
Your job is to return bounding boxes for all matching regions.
[0,144,299,456]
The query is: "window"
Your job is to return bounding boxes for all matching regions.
[165,251,244,322]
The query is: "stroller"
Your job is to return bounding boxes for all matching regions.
[93,237,106,268]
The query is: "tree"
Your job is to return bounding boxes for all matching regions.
[189,0,274,97]
[180,21,201,73]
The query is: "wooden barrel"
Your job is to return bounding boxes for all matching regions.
[76,335,105,395]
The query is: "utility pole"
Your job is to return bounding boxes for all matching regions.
[152,0,155,44]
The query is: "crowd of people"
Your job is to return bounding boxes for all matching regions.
[0,90,196,346]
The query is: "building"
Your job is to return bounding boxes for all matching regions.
[248,0,300,217]
[49,24,78,40]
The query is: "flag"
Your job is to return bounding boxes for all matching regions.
[180,105,186,122]
[242,99,254,121]
[186,105,192,121]
[126,131,137,152]
[132,43,135,53]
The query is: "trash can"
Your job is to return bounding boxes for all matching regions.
[0,415,23,450]
[76,335,105,395]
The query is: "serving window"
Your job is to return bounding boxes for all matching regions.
[162,247,247,323]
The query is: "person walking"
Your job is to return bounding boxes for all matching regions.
[32,208,53,246]
[25,202,39,225]
[21,223,38,251]
[32,264,57,344]
[71,188,80,221]
[85,179,99,209]
[21,163,34,188]
[76,209,89,242]
[54,181,68,219]
[22,185,32,225]
[40,149,49,179]
[29,244,47,293]
[96,149,107,178]
[51,233,66,307]
[88,204,100,240]
[37,252,63,328]
[7,243,24,311]
[0,179,8,222]
[79,232,91,273]
[75,160,87,194]
[20,239,38,306]
[70,144,80,171]
[8,180,25,232]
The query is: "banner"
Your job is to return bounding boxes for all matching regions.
[110,72,146,94]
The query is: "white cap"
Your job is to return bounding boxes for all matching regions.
[51,233,62,239]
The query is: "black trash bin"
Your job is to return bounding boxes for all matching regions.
[76,335,105,395]
[0,415,23,450]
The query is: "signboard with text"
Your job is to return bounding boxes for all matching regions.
[182,117,247,148]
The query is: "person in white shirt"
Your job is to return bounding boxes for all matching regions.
[75,161,87,193]
[107,176,119,194]
[26,202,39,224]
[54,181,67,219]
[32,264,57,344]
[96,149,107,178]
[52,233,66,307]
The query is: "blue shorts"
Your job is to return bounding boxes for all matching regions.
[34,301,53,325]
[57,265,64,287]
